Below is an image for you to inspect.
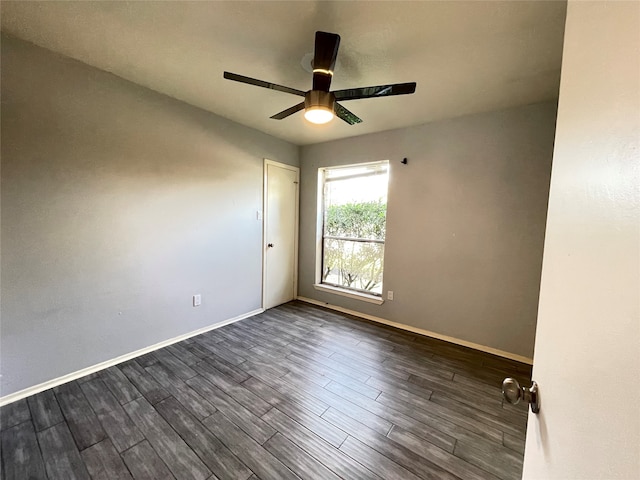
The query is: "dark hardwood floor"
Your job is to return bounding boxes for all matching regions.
[0,301,532,480]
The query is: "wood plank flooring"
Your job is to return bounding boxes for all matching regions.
[0,301,532,480]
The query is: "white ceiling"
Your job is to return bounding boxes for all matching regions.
[1,1,567,146]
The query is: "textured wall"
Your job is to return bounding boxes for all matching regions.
[0,36,298,397]
[299,102,557,359]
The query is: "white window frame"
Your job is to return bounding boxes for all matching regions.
[313,161,388,305]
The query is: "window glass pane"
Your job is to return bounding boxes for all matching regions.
[323,238,384,295]
[325,162,388,181]
[321,161,388,296]
[323,164,388,241]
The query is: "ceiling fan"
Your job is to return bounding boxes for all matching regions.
[223,31,417,125]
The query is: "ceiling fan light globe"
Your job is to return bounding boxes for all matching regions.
[304,107,334,124]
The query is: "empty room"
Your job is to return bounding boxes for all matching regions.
[1,1,638,479]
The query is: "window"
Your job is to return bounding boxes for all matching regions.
[318,161,389,298]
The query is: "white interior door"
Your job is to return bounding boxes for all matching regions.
[522,2,639,479]
[263,160,299,310]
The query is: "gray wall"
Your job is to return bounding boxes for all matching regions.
[0,36,298,397]
[298,102,557,359]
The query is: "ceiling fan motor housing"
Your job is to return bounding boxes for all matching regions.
[305,90,336,112]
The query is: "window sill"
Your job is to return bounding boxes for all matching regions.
[313,284,384,305]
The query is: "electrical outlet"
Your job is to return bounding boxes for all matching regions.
[193,294,202,307]
[387,291,394,301]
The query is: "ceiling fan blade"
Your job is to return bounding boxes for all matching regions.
[333,82,417,101]
[270,102,305,120]
[335,103,363,125]
[224,72,305,97]
[313,31,340,92]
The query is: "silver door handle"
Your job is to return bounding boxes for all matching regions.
[502,378,540,414]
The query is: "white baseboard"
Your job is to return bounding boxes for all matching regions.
[296,296,533,365]
[0,308,263,407]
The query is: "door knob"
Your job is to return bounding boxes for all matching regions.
[267,243,274,248]
[502,378,540,414]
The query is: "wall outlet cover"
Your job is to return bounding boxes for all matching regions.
[193,294,202,307]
